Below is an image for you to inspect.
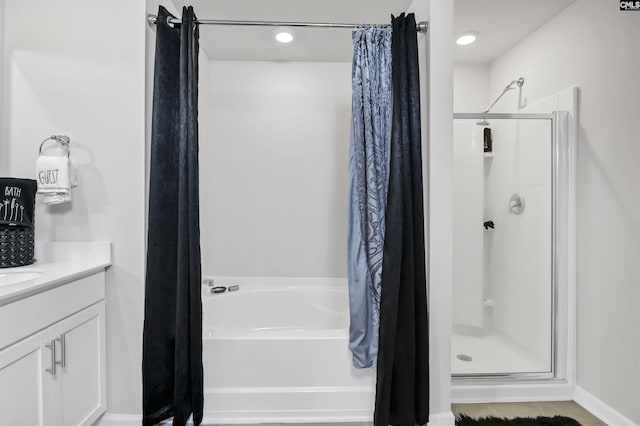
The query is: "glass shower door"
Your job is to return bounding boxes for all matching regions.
[452,114,555,377]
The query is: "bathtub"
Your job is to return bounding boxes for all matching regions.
[201,277,375,423]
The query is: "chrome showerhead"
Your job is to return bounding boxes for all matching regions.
[475,77,525,126]
[506,77,525,90]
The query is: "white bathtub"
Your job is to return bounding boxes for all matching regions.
[201,277,375,423]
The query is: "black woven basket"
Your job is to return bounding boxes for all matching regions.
[0,178,37,268]
[0,226,35,268]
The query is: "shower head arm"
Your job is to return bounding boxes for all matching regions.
[482,77,525,114]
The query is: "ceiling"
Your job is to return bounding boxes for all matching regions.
[170,0,414,62]
[454,0,575,63]
[168,0,575,63]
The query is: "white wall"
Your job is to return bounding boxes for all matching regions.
[201,60,351,278]
[453,64,489,113]
[3,0,147,416]
[425,0,454,424]
[0,0,5,173]
[488,0,640,422]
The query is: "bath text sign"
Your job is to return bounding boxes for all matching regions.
[4,186,22,197]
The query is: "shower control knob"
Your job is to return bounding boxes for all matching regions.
[509,193,525,215]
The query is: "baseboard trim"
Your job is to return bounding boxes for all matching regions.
[452,381,573,403]
[428,410,456,426]
[98,411,455,426]
[574,386,637,426]
[96,413,140,426]
[97,413,176,425]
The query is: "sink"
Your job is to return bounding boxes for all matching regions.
[0,271,44,287]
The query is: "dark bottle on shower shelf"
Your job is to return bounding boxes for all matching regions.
[484,127,492,153]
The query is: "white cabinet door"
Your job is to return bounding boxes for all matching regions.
[0,332,55,426]
[56,303,106,426]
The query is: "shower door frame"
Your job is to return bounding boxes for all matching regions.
[451,112,569,383]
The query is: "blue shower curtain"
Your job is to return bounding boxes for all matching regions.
[142,6,203,426]
[347,26,393,369]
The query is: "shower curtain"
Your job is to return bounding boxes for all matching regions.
[374,13,429,426]
[142,6,203,426]
[347,26,392,369]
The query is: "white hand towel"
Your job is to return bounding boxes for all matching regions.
[36,155,74,205]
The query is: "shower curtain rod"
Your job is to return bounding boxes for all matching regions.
[147,14,429,32]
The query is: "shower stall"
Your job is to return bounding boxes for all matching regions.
[451,85,576,401]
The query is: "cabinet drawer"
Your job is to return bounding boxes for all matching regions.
[0,272,105,349]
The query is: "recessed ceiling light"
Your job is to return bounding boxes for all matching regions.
[456,33,477,46]
[275,32,293,43]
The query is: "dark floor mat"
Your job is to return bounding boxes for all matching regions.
[456,414,582,426]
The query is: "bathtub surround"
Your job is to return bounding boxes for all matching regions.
[375,13,429,426]
[347,25,392,369]
[143,6,203,426]
[202,60,351,278]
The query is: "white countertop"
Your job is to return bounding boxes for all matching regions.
[0,241,111,306]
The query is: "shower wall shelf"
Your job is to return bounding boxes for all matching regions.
[484,152,494,158]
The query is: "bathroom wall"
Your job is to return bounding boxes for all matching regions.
[488,0,640,422]
[423,0,455,423]
[453,64,489,113]
[0,0,5,173]
[3,0,147,416]
[200,60,351,278]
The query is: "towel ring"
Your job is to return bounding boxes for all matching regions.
[39,135,70,157]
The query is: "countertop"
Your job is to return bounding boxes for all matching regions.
[0,241,111,306]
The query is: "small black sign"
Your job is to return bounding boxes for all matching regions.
[0,178,37,228]
[620,1,640,10]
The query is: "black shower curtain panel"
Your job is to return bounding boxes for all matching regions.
[374,13,430,426]
[142,6,203,426]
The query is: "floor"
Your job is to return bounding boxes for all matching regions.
[452,331,549,375]
[452,401,607,426]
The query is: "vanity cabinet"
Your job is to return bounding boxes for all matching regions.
[0,332,52,425]
[0,272,106,426]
